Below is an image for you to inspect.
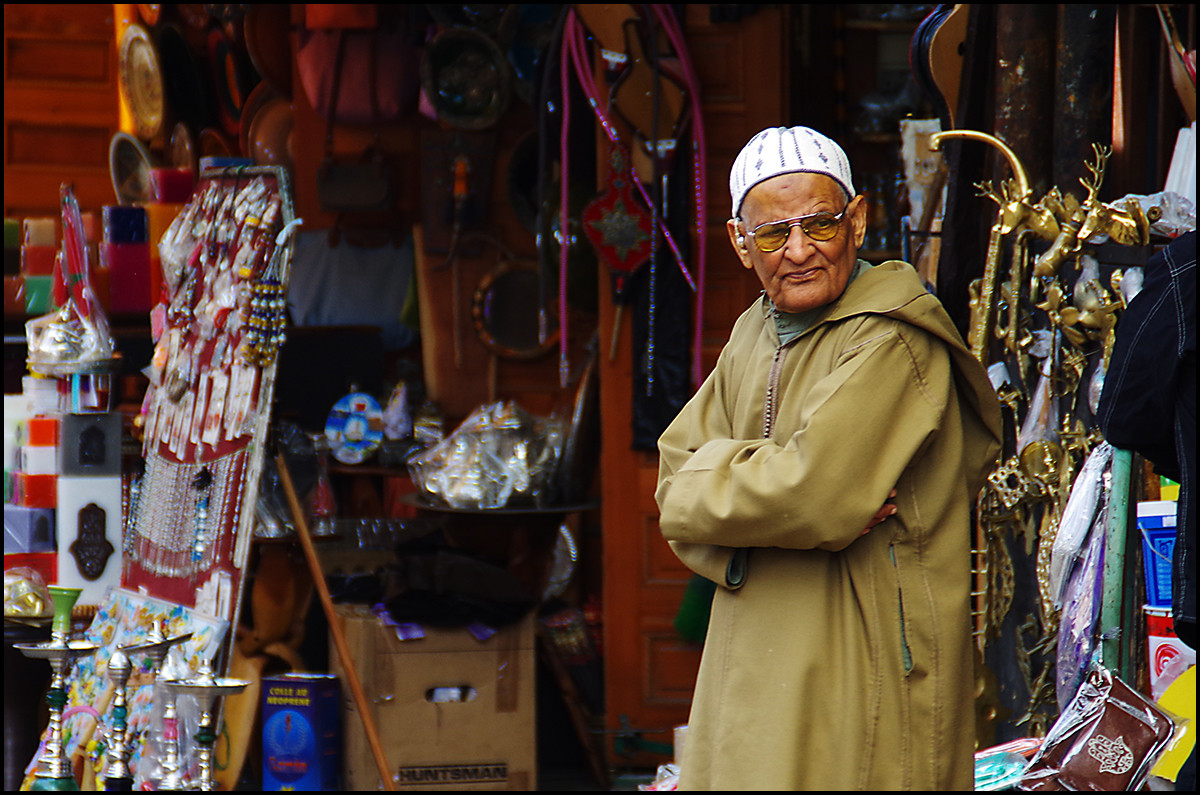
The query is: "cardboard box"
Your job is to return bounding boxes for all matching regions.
[15,472,56,508]
[330,606,536,791]
[3,551,57,584]
[27,415,61,448]
[262,673,341,791]
[55,475,122,604]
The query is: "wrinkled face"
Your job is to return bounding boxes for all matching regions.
[728,172,867,314]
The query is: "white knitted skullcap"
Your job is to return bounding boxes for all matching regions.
[730,126,855,217]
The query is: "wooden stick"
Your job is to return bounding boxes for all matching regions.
[275,453,397,791]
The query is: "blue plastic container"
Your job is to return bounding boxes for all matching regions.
[1138,502,1177,608]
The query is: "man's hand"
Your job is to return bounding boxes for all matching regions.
[861,489,898,536]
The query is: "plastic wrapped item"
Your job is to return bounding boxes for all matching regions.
[1017,371,1059,455]
[26,185,115,375]
[383,381,412,440]
[406,401,564,509]
[307,434,337,537]
[1055,517,1107,713]
[1018,665,1183,791]
[1076,191,1195,244]
[1117,266,1144,305]
[638,763,680,791]
[1048,442,1114,607]
[976,751,1031,791]
[412,401,445,448]
[3,567,54,619]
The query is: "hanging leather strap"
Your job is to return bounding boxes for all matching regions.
[323,29,383,158]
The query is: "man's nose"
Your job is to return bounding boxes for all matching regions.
[781,223,816,257]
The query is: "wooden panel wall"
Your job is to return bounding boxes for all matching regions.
[3,4,120,220]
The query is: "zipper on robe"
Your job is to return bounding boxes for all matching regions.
[762,344,788,438]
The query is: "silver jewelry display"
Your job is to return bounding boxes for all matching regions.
[129,450,244,578]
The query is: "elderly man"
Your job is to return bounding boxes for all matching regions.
[655,126,1003,790]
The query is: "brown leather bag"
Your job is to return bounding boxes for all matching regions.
[310,28,395,216]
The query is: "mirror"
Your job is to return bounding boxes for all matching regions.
[471,260,557,359]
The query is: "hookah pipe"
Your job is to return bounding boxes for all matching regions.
[13,586,99,792]
[102,651,133,791]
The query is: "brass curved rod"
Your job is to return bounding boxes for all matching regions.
[931,129,1031,200]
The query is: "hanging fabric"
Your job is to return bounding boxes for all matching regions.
[558,4,706,397]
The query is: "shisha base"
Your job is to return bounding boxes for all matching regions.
[28,776,81,792]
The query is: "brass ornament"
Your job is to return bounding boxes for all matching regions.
[938,130,1155,726]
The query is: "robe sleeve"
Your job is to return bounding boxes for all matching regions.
[656,319,949,553]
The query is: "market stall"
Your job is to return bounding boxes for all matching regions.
[2,3,1195,792]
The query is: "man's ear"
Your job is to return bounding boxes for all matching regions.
[727,217,753,270]
[848,194,868,250]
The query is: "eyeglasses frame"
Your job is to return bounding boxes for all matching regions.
[744,208,849,252]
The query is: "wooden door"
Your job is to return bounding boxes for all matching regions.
[599,6,791,770]
[3,4,120,220]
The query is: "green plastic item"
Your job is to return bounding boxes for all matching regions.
[1100,448,1136,681]
[24,274,56,315]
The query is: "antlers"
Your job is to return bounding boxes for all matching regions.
[1079,143,1111,206]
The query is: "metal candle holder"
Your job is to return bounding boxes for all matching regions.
[12,586,99,792]
[164,661,250,791]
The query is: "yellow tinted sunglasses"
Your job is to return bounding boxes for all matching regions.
[748,209,847,252]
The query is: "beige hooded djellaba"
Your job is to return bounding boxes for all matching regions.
[656,260,1003,790]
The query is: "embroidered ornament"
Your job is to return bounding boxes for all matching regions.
[582,145,653,283]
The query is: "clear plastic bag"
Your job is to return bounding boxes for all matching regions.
[1048,442,1113,607]
[1018,664,1183,791]
[3,567,53,619]
[1054,518,1106,713]
[26,185,115,373]
[407,401,564,509]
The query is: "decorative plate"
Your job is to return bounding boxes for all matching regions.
[324,392,384,465]
[119,23,165,142]
[109,132,155,205]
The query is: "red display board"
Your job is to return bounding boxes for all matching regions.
[122,166,297,632]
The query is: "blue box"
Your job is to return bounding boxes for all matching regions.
[1138,501,1177,608]
[262,673,341,791]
